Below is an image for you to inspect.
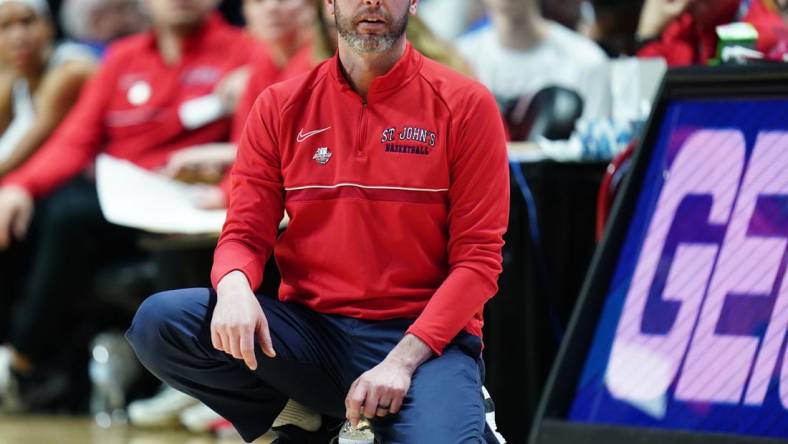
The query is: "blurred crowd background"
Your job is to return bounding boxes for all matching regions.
[0,0,786,441]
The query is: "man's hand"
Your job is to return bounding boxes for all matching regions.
[637,0,694,39]
[345,358,412,426]
[189,184,226,210]
[0,185,33,250]
[212,270,276,370]
[214,66,250,113]
[162,143,237,184]
[345,334,433,426]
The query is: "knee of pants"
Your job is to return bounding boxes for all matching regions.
[126,289,198,373]
[378,348,486,444]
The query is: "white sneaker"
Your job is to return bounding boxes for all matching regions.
[127,384,199,428]
[179,401,225,433]
[482,386,506,444]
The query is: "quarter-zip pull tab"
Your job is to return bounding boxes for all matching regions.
[356,99,369,160]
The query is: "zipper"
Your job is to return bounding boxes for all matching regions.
[357,98,368,159]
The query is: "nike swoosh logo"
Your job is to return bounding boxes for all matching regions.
[297,126,332,142]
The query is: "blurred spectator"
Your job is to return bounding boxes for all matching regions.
[457,0,656,161]
[164,0,318,210]
[59,0,147,56]
[636,0,740,65]
[457,0,611,120]
[0,0,252,410]
[0,0,146,179]
[0,0,95,177]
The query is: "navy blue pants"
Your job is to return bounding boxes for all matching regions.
[126,288,487,443]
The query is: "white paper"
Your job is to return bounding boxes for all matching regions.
[96,154,226,234]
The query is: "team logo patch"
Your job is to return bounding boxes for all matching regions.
[312,147,332,165]
[380,126,438,155]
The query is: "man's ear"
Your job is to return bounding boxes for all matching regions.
[325,0,335,16]
[409,0,418,15]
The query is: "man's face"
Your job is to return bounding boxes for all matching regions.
[145,0,218,28]
[329,0,412,54]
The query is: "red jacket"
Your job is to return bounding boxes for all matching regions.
[637,0,787,66]
[2,14,252,198]
[212,44,510,355]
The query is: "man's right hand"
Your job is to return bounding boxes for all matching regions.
[212,270,276,371]
[0,186,33,250]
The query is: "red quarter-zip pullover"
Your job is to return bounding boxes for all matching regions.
[2,14,252,198]
[212,44,509,355]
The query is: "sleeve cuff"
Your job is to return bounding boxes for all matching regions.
[211,240,264,290]
[406,324,446,356]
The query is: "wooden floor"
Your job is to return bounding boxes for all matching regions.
[0,416,277,444]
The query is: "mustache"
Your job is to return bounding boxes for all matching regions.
[352,6,392,22]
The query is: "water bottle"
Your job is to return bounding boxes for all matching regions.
[88,332,140,428]
[337,417,376,444]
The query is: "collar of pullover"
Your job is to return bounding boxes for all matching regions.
[329,41,423,104]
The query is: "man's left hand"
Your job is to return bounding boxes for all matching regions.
[345,334,433,426]
[345,358,412,425]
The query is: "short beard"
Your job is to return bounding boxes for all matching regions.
[334,3,409,54]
